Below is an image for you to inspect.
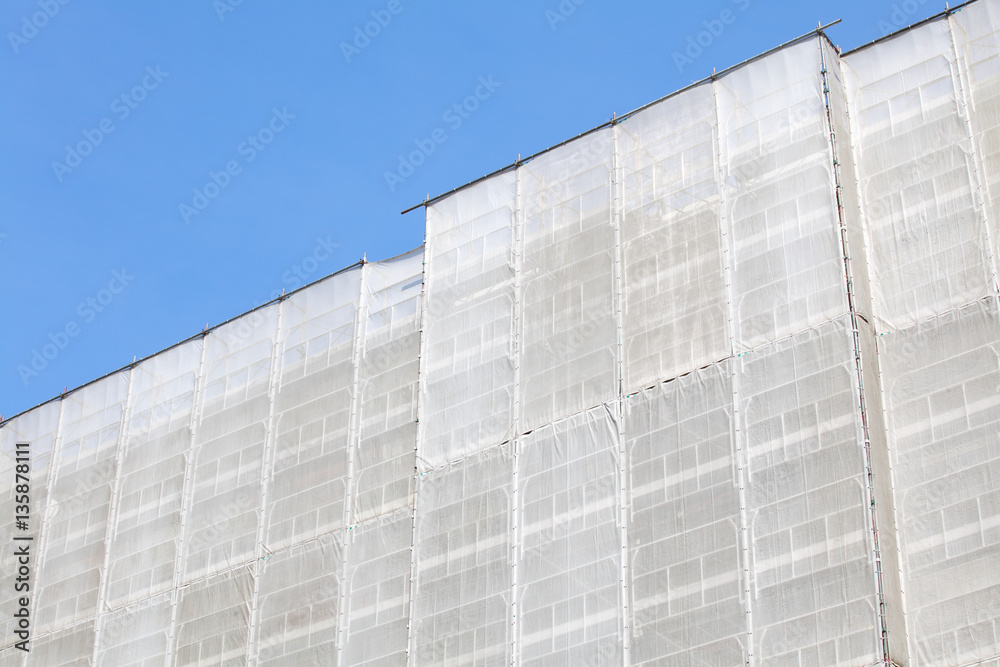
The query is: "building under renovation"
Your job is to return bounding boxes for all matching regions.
[3,2,1000,665]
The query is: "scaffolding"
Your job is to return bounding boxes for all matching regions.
[3,2,1000,665]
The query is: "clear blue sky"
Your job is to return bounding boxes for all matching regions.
[0,0,944,419]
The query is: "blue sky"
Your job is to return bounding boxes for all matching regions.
[0,0,944,419]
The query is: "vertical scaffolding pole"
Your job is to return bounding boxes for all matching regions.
[817,36,892,666]
[337,260,369,664]
[509,162,524,667]
[611,121,632,666]
[712,74,755,667]
[244,298,287,666]
[405,230,431,665]
[165,333,209,665]
[24,396,67,662]
[90,366,135,663]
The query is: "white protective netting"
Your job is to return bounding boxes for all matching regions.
[106,340,202,609]
[517,404,622,666]
[519,130,618,433]
[26,621,94,667]
[857,316,909,664]
[618,82,729,391]
[421,174,517,470]
[829,33,911,663]
[844,8,1000,666]
[955,0,1000,282]
[824,39,876,324]
[34,372,129,635]
[716,39,848,351]
[412,445,512,665]
[352,251,422,524]
[254,532,342,665]
[265,266,360,551]
[843,17,993,331]
[878,298,1000,666]
[738,316,879,665]
[624,362,745,665]
[341,508,412,666]
[0,400,59,651]
[6,6,1000,666]
[94,594,172,666]
[182,306,279,584]
[173,567,253,665]
[624,321,895,667]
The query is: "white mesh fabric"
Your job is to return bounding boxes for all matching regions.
[828,35,910,662]
[618,83,729,391]
[183,305,278,583]
[716,39,848,350]
[420,174,517,470]
[412,445,512,666]
[34,372,129,635]
[857,317,909,664]
[843,20,993,330]
[519,131,618,432]
[624,361,745,665]
[95,594,171,667]
[352,251,422,524]
[341,509,411,666]
[28,622,94,667]
[878,298,1000,666]
[955,0,1000,286]
[0,400,59,650]
[516,404,622,666]
[107,341,202,608]
[254,532,342,665]
[173,568,253,666]
[825,39,876,324]
[739,316,879,665]
[266,267,361,551]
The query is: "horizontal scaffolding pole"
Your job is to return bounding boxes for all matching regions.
[0,257,374,428]
[842,0,977,56]
[401,19,843,216]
